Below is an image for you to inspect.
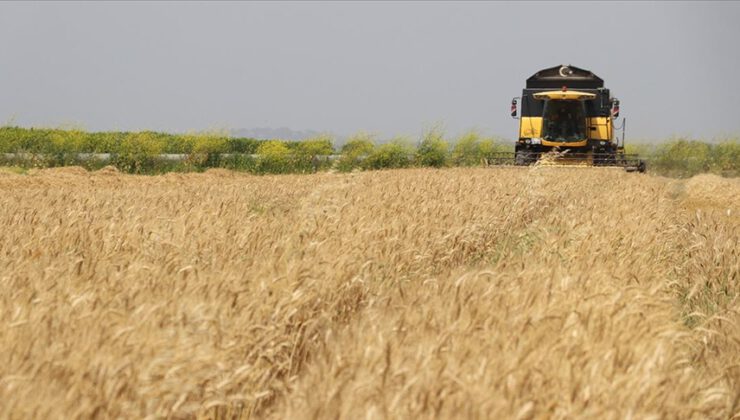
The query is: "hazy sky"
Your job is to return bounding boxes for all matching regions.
[1,1,739,141]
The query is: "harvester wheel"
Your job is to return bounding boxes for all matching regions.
[515,150,534,166]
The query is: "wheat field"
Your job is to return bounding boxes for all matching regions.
[0,165,738,419]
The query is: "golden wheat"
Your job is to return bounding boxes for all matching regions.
[0,166,737,419]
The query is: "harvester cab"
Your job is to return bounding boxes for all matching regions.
[505,65,645,172]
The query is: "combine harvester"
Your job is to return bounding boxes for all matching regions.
[493,65,645,172]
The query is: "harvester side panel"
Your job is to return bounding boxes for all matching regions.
[519,117,543,139]
[587,117,612,141]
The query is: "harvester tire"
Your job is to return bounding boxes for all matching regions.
[515,150,534,166]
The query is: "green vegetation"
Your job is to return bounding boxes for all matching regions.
[416,126,449,168]
[0,126,737,177]
[626,138,739,178]
[450,130,510,167]
[363,137,415,170]
[0,127,331,174]
[336,132,376,172]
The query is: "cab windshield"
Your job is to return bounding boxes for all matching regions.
[541,100,587,142]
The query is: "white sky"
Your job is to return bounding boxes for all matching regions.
[1,1,739,141]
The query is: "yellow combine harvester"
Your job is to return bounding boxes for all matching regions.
[499,65,645,172]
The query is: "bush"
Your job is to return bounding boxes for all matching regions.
[184,134,228,168]
[256,140,291,174]
[0,125,736,177]
[480,137,511,161]
[221,153,257,172]
[651,139,712,177]
[337,133,376,172]
[624,138,739,177]
[227,137,262,154]
[295,135,334,156]
[112,132,167,173]
[0,127,28,152]
[85,131,126,153]
[293,135,335,173]
[48,130,86,154]
[363,138,414,170]
[40,130,86,166]
[709,139,740,175]
[452,131,484,166]
[623,143,655,158]
[416,126,449,168]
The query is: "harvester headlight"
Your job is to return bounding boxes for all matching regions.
[525,139,531,144]
[600,141,606,146]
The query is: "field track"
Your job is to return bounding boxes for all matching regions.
[0,166,738,419]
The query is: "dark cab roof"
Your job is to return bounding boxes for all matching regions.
[526,65,604,89]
